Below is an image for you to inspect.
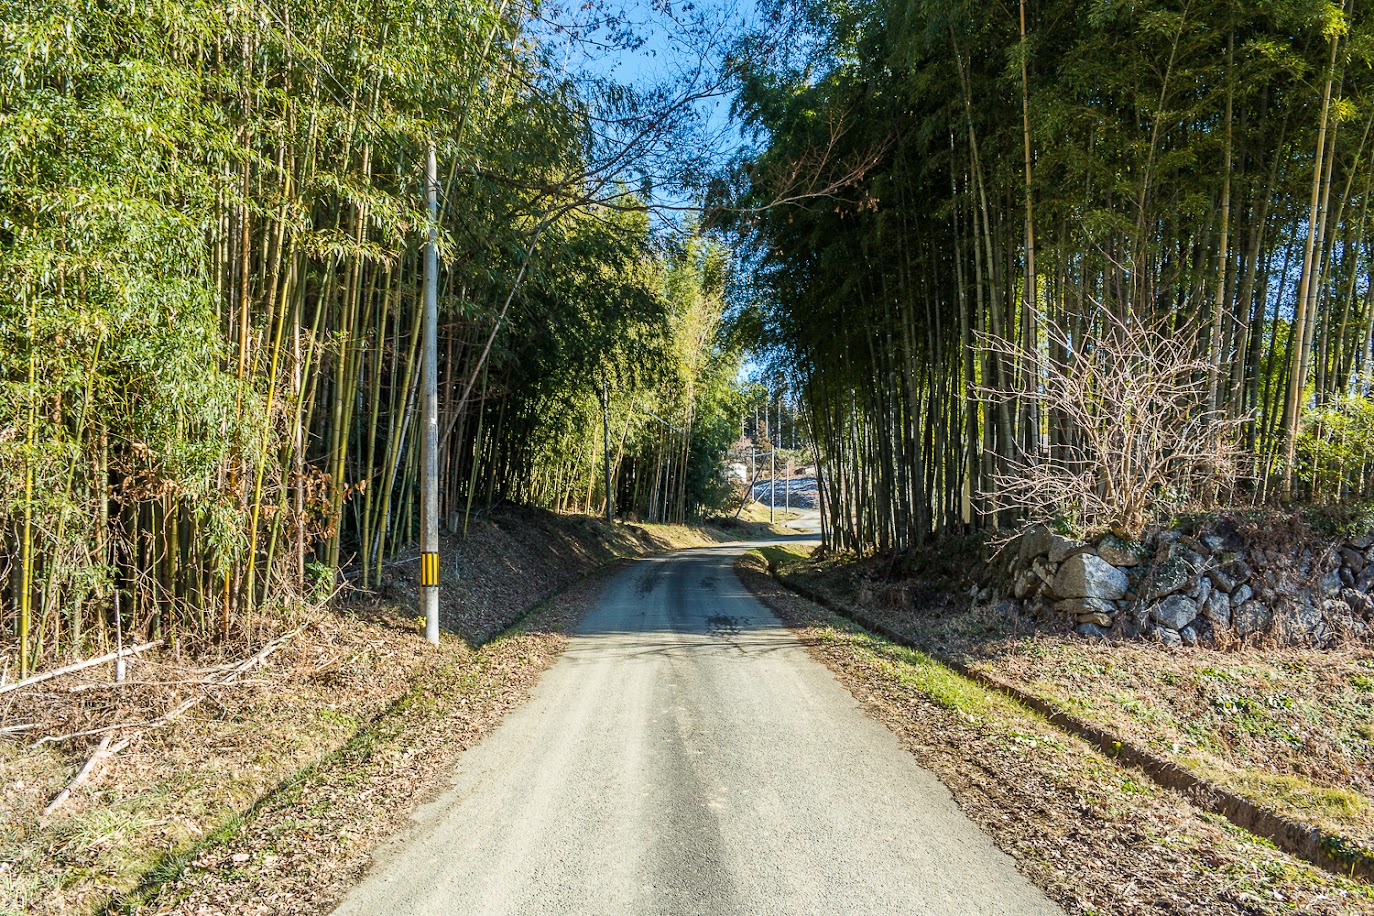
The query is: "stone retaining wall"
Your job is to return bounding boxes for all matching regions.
[988,519,1374,647]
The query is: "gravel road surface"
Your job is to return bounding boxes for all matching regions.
[334,538,1062,915]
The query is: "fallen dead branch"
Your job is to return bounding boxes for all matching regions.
[26,625,311,821]
[94,627,309,742]
[27,627,308,750]
[0,641,164,696]
[64,679,213,693]
[41,734,132,819]
[205,625,305,686]
[28,721,156,749]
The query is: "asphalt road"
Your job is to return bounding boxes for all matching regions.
[334,536,1062,916]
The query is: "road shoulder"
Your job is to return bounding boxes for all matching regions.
[735,550,1374,916]
[104,570,617,916]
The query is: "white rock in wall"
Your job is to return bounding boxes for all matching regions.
[1055,596,1116,617]
[1155,625,1183,648]
[1234,600,1273,638]
[1202,590,1231,629]
[1319,568,1342,597]
[1018,525,1056,564]
[1048,535,1085,564]
[1097,538,1146,567]
[1053,554,1129,601]
[1194,576,1212,606]
[1151,594,1199,630]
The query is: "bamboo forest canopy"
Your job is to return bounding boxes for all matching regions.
[728,0,1374,552]
[0,0,751,673]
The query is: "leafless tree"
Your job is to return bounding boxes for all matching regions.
[978,308,1247,538]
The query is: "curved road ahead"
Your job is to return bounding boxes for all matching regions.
[334,537,1062,915]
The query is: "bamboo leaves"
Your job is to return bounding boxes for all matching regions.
[3,0,751,668]
[733,0,1374,551]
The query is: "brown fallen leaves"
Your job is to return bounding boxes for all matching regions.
[737,556,1374,916]
[124,569,612,915]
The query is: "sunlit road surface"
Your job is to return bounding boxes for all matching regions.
[334,533,1062,916]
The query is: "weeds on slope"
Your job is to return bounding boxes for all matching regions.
[738,550,1374,915]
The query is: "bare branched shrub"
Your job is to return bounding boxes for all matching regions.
[978,309,1246,538]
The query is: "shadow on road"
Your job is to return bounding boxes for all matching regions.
[568,537,815,644]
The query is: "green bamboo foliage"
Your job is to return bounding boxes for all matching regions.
[1,1,742,672]
[733,0,1374,552]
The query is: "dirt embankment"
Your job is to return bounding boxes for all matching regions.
[764,533,1374,883]
[739,549,1374,915]
[0,505,769,915]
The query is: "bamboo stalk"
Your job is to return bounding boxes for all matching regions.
[0,641,163,696]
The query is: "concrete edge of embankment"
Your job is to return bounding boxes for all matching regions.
[753,555,1374,887]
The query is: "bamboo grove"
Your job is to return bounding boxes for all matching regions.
[731,0,1374,552]
[1,1,745,674]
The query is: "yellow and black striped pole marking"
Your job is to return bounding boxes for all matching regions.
[421,552,440,588]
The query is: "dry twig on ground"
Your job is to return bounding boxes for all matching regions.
[30,624,310,820]
[41,734,131,818]
[0,641,163,696]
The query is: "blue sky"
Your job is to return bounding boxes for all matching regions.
[531,0,777,384]
[533,0,763,212]
[570,0,757,130]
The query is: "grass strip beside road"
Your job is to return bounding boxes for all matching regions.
[763,552,1374,889]
[775,543,1374,859]
[738,549,1374,915]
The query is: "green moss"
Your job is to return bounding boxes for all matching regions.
[1224,771,1370,822]
[317,707,360,730]
[754,544,811,572]
[1321,833,1374,869]
[835,627,1029,725]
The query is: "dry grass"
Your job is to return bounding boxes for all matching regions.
[0,608,445,914]
[734,501,807,525]
[988,640,1374,849]
[739,551,1374,914]
[770,546,1374,869]
[116,571,614,916]
[0,505,775,915]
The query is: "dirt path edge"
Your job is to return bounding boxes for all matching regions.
[763,558,1374,885]
[105,562,636,916]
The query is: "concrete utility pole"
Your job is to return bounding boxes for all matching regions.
[784,456,790,516]
[601,376,613,524]
[421,143,440,646]
[770,398,776,524]
[782,393,790,516]
[750,447,756,501]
